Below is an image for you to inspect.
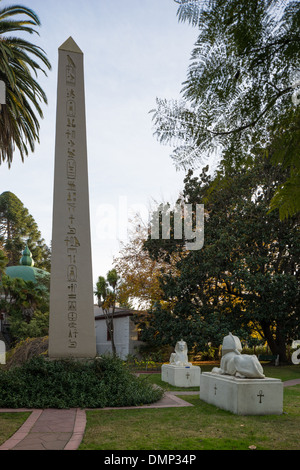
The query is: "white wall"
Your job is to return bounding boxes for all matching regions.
[95,316,130,359]
[94,305,146,359]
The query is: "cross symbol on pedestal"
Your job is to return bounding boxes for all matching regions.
[257,390,264,403]
[214,384,217,395]
[186,372,190,379]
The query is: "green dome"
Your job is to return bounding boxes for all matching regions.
[5,265,49,283]
[5,245,49,287]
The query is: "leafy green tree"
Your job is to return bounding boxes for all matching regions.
[0,191,50,270]
[152,0,300,219]
[143,159,299,363]
[9,310,49,342]
[0,274,49,343]
[0,246,7,279]
[0,2,51,166]
[113,215,180,310]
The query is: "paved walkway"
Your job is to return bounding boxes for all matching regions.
[0,379,299,451]
[0,391,194,451]
[0,408,85,450]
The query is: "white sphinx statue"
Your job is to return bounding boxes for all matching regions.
[169,339,193,367]
[212,333,265,379]
[162,339,201,387]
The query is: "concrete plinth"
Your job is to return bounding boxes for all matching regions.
[200,372,283,415]
[161,364,201,388]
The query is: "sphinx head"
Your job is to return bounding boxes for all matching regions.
[222,333,242,356]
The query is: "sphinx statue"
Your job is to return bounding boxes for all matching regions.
[169,339,193,367]
[162,339,200,387]
[212,333,265,379]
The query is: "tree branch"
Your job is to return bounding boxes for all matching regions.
[208,86,293,137]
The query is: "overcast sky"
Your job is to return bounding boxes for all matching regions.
[1,0,202,286]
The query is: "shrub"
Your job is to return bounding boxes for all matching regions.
[5,336,48,368]
[0,355,163,409]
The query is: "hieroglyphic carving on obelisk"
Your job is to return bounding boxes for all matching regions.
[49,37,96,359]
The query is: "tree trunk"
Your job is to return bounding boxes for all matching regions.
[274,327,289,364]
[105,314,116,357]
[261,321,289,363]
[110,321,117,357]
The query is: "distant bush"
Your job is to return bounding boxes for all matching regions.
[5,336,48,368]
[241,346,269,356]
[0,355,163,409]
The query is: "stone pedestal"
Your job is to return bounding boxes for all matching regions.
[200,372,283,415]
[161,364,201,388]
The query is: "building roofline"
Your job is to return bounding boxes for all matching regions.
[94,305,145,320]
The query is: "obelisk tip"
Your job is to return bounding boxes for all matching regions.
[59,37,83,54]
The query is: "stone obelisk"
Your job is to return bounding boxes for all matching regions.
[48,37,96,359]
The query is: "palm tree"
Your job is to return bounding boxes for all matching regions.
[0,3,51,167]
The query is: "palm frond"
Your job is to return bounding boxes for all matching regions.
[0,1,51,166]
[0,4,41,25]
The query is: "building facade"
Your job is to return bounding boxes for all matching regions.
[94,306,144,359]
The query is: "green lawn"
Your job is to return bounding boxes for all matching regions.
[0,412,30,446]
[79,364,300,451]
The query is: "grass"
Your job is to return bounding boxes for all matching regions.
[79,364,300,451]
[0,412,30,446]
[79,388,300,450]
